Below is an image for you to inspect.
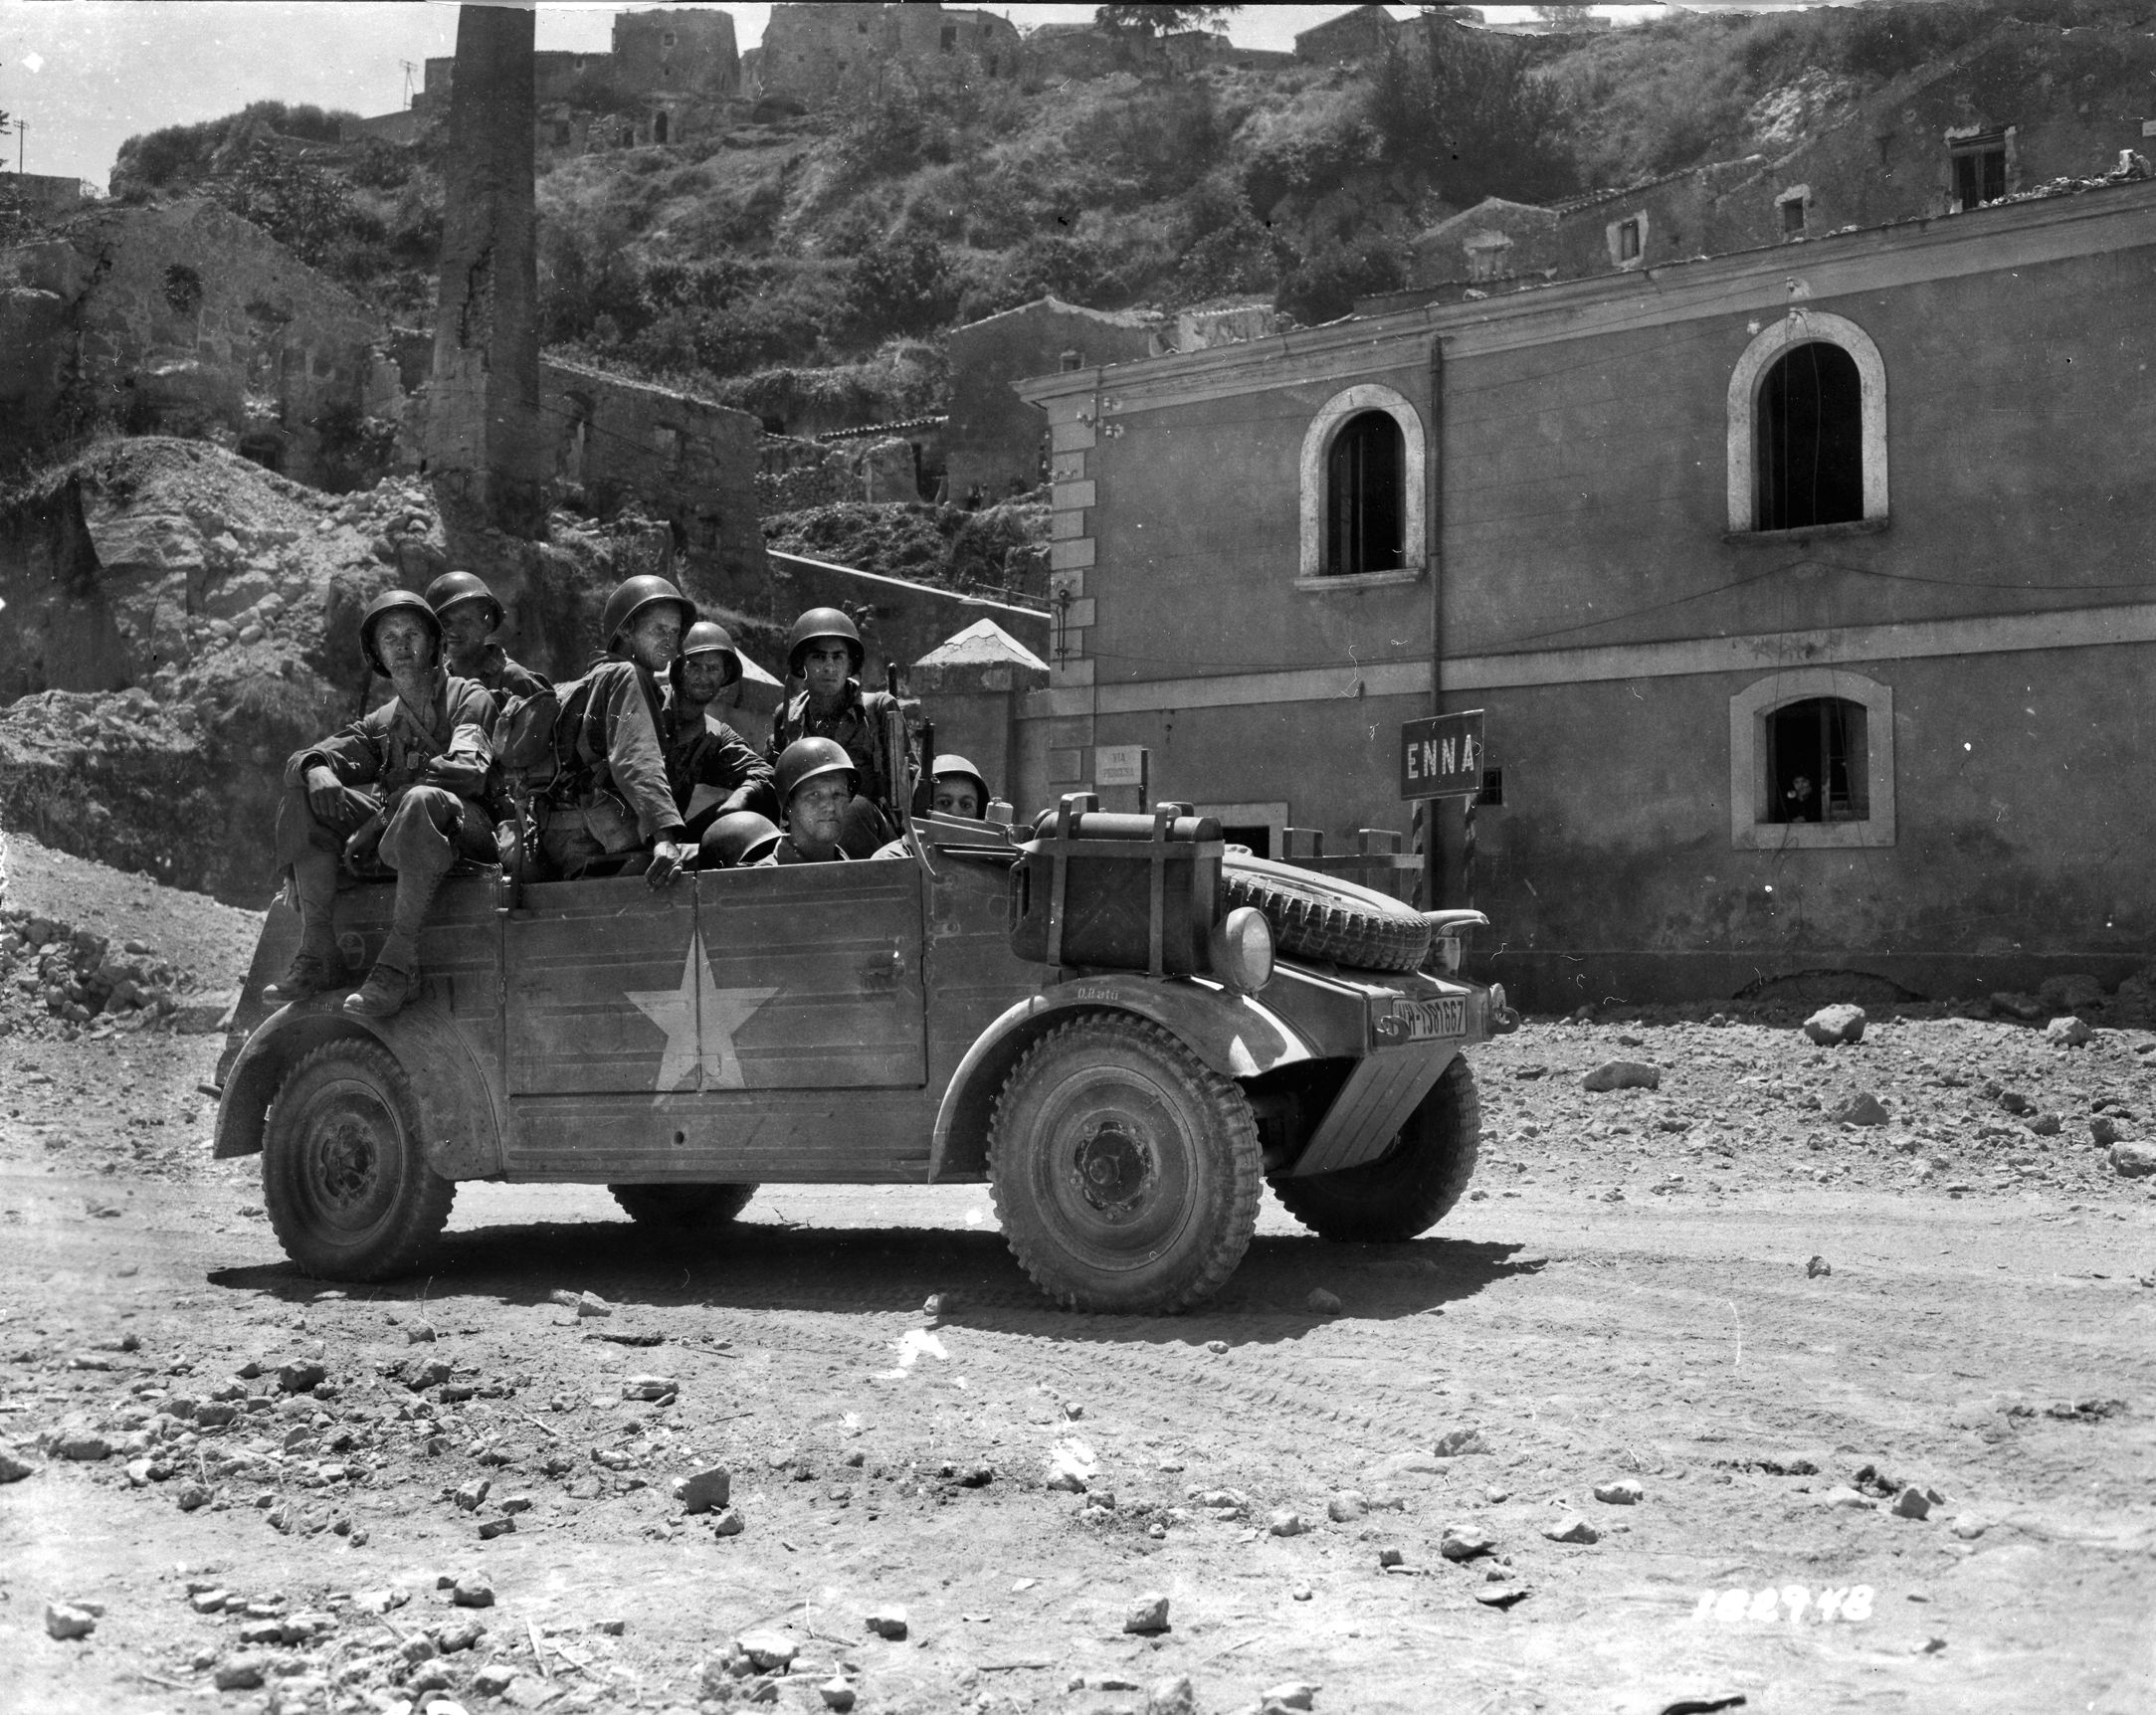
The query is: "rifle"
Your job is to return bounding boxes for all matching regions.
[883,664,936,881]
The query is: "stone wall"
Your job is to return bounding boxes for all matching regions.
[946,298,1157,501]
[545,359,769,607]
[0,201,385,486]
[612,7,740,98]
[755,2,1020,108]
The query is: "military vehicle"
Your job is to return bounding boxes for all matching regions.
[212,796,1512,1313]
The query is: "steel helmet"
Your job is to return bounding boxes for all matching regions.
[930,753,989,814]
[358,588,443,676]
[784,606,864,678]
[675,619,742,690]
[705,810,783,867]
[773,736,858,808]
[423,569,505,633]
[600,574,696,655]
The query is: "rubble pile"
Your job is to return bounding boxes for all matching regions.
[0,901,225,1039]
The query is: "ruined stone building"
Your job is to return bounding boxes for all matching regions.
[747,3,1021,109]
[1013,174,2156,1009]
[0,200,390,487]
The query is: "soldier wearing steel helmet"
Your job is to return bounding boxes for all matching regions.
[664,620,779,851]
[701,810,784,868]
[423,569,550,710]
[532,574,696,885]
[267,588,500,1017]
[756,738,858,865]
[765,606,911,858]
[871,753,996,859]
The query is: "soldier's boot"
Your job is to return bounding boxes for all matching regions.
[265,858,342,1006]
[342,862,441,1020]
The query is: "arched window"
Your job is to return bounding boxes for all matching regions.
[1325,412,1405,577]
[1756,342,1862,531]
[1297,384,1427,587]
[1728,668,1895,851]
[1726,311,1887,536]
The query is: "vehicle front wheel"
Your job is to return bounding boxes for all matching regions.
[262,1040,456,1280]
[990,1014,1261,1313]
[1270,1054,1480,1242]
[607,1183,758,1233]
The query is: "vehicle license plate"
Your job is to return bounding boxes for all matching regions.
[1388,997,1466,1041]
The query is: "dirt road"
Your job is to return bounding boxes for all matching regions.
[5,1004,2155,1715]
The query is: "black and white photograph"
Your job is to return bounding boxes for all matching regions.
[1,0,2152,1709]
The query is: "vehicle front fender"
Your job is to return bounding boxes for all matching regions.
[928,974,1317,1184]
[213,988,504,1180]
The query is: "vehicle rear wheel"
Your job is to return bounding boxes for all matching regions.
[990,1014,1261,1313]
[607,1183,758,1232]
[1223,854,1430,973]
[262,1040,456,1280]
[1270,1054,1480,1241]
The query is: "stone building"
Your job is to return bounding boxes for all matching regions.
[1292,5,1403,65]
[750,3,1022,110]
[1013,176,2156,1008]
[0,200,387,486]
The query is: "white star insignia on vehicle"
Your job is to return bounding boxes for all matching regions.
[625,925,776,1101]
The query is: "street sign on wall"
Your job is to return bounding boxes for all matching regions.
[1093,744,1148,789]
[1399,710,1485,801]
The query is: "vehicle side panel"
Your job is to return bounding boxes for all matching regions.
[921,852,1037,1093]
[505,879,700,1094]
[502,1087,939,1181]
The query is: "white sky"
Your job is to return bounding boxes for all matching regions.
[0,1,1820,190]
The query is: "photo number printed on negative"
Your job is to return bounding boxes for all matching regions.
[1693,1584,1875,1624]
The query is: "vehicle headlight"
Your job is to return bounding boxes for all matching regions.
[1208,906,1274,993]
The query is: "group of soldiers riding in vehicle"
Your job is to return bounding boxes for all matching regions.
[268,571,999,1021]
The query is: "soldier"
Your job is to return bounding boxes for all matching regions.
[765,607,909,858]
[927,753,990,821]
[268,589,499,1018]
[665,620,779,850]
[534,574,694,886]
[758,738,856,865]
[701,810,784,868]
[423,570,550,708]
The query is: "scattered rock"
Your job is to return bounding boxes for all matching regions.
[1326,1491,1367,1523]
[737,1628,799,1671]
[1817,1486,1876,1510]
[452,1573,494,1609]
[1205,1340,1229,1355]
[1473,1584,1531,1611]
[1123,1592,1171,1634]
[865,1605,908,1640]
[1259,1683,1316,1712]
[1593,1479,1644,1505]
[49,1430,111,1461]
[711,1506,745,1537]
[1829,1091,1890,1126]
[2028,1110,2063,1136]
[621,1374,678,1402]
[2046,1016,2093,1048]
[45,1601,97,1640]
[1991,991,2046,1022]
[1541,1515,1600,1544]
[1306,1287,1343,1315]
[454,1477,491,1512]
[214,1654,269,1690]
[0,1446,38,1482]
[680,1465,732,1514]
[1951,1516,1988,1540]
[1147,1675,1196,1715]
[478,1515,516,1540]
[2110,1142,2156,1179]
[1807,1254,1832,1278]
[1892,1486,1934,1520]
[547,1289,612,1319]
[1268,1509,1310,1537]
[2091,1115,2124,1147]
[1376,1545,1405,1568]
[471,1664,519,1696]
[821,1677,858,1712]
[278,1359,327,1394]
[1440,1523,1495,1561]
[1584,1059,1660,1093]
[1803,1004,1866,1046]
[1434,1428,1487,1457]
[2040,973,2106,1013]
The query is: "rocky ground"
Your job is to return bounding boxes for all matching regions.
[2,834,2153,1715]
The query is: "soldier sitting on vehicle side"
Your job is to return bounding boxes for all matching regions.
[871,753,996,860]
[532,575,695,887]
[268,590,500,1018]
[424,570,550,710]
[664,620,780,854]
[757,739,857,865]
[766,607,910,858]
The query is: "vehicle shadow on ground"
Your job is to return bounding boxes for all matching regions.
[208,1219,1542,1350]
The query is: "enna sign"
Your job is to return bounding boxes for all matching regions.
[1399,710,1485,802]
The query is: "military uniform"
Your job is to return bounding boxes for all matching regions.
[462,640,551,708]
[755,837,851,866]
[536,658,686,879]
[663,694,779,837]
[766,680,903,858]
[274,667,499,1001]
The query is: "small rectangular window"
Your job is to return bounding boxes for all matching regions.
[1617,218,1642,262]
[1767,698,1867,824]
[662,31,676,48]
[1780,198,1806,235]
[1950,133,2008,210]
[940,25,958,51]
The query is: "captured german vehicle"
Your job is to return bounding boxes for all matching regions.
[213,786,1513,1313]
